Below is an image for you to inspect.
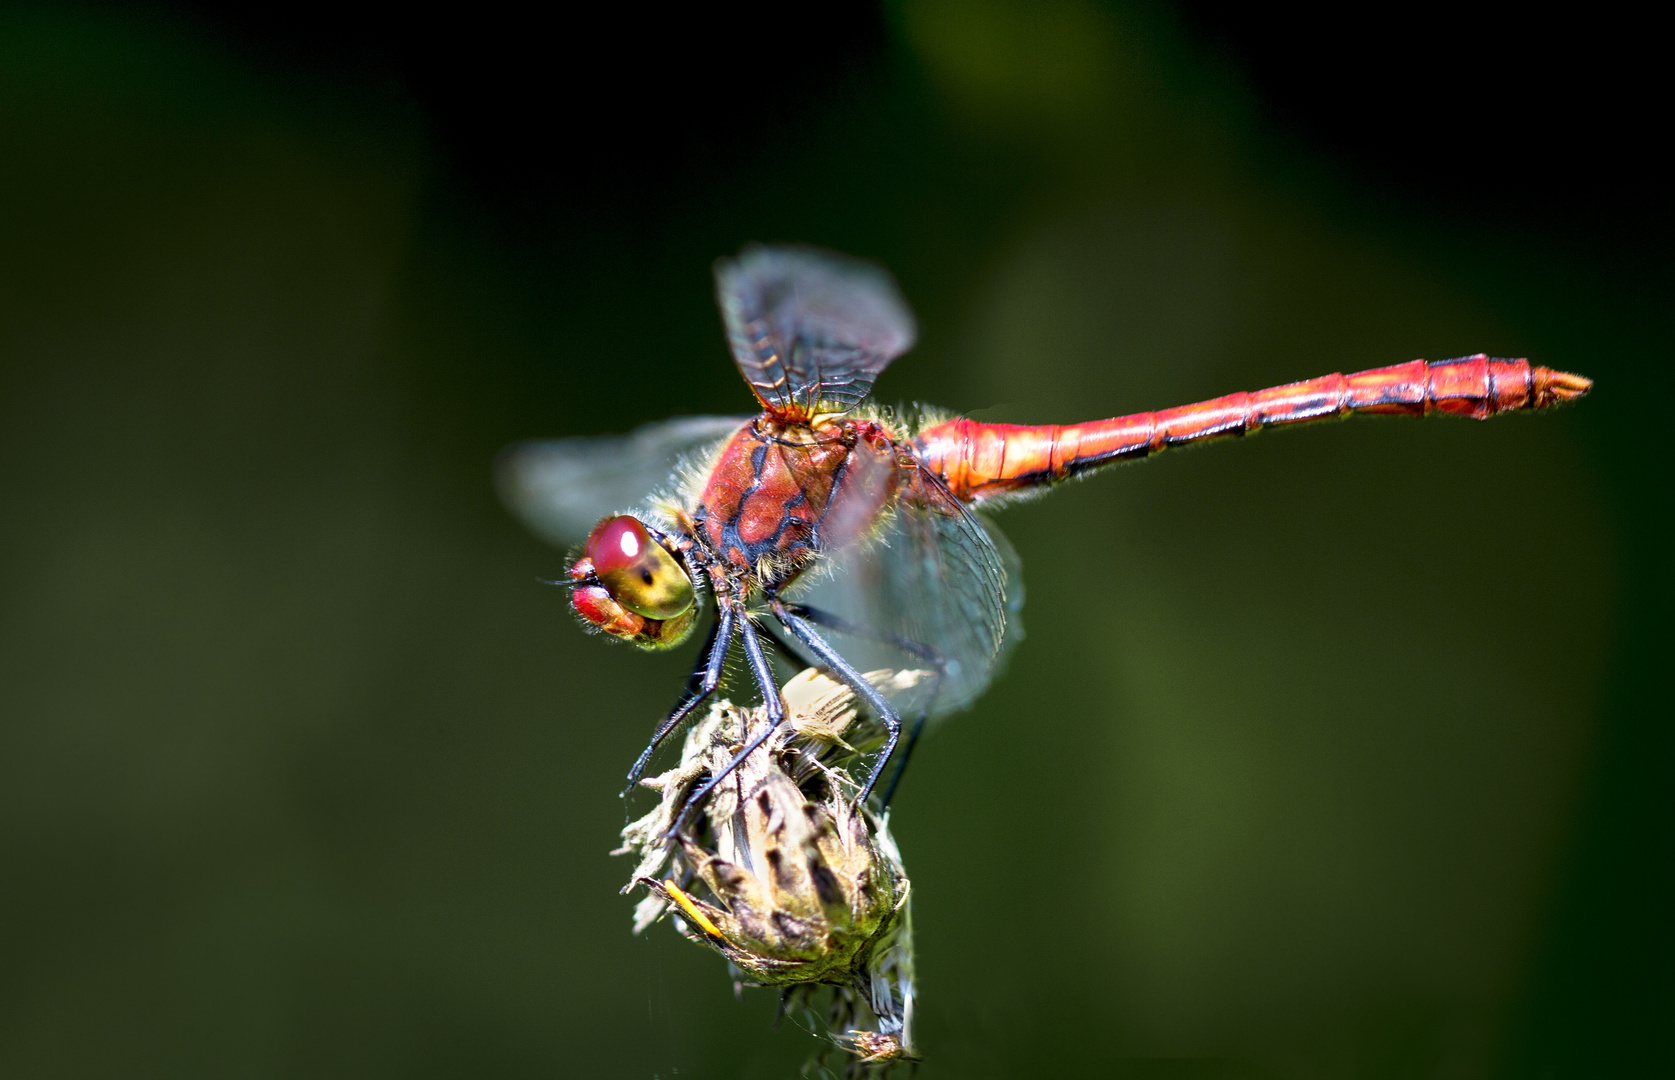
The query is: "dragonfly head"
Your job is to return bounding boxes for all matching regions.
[567,515,698,649]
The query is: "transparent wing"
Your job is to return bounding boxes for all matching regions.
[495,415,748,548]
[787,467,1023,721]
[716,245,917,418]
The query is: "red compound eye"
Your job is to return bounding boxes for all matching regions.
[583,515,694,620]
[587,516,652,577]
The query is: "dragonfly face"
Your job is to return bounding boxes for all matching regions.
[567,514,699,649]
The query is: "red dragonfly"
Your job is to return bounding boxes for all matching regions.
[499,245,1590,833]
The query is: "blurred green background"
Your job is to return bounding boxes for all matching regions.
[1,2,1666,1076]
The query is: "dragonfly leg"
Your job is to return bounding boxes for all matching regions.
[754,617,813,674]
[879,714,928,810]
[769,599,902,810]
[667,611,786,838]
[675,606,726,700]
[778,602,945,809]
[622,605,734,797]
[778,603,947,676]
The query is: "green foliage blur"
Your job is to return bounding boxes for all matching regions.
[1,3,1665,1077]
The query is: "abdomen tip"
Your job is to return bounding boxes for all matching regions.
[1534,367,1593,407]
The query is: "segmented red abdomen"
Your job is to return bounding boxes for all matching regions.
[916,355,1592,503]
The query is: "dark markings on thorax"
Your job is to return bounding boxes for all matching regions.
[698,423,860,588]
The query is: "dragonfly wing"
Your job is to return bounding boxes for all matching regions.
[788,468,1023,720]
[716,245,917,418]
[496,415,748,548]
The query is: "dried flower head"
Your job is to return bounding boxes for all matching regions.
[616,666,922,1073]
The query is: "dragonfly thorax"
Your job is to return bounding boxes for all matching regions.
[694,416,902,591]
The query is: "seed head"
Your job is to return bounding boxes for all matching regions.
[616,667,923,1072]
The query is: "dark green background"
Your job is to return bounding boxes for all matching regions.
[2,3,1666,1076]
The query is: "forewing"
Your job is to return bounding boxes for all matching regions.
[789,468,1022,720]
[715,245,917,418]
[495,415,748,547]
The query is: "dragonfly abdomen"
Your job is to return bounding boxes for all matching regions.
[917,355,1591,503]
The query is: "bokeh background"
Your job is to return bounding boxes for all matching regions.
[2,2,1666,1076]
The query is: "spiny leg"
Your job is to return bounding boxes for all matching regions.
[778,602,946,676]
[678,608,725,699]
[779,602,945,809]
[622,605,734,796]
[770,598,903,809]
[754,617,813,676]
[879,714,928,810]
[668,611,786,838]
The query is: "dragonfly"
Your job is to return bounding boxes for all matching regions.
[498,244,1591,835]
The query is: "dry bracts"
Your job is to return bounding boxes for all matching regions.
[615,669,922,1073]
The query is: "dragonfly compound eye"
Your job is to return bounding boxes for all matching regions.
[584,515,695,621]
